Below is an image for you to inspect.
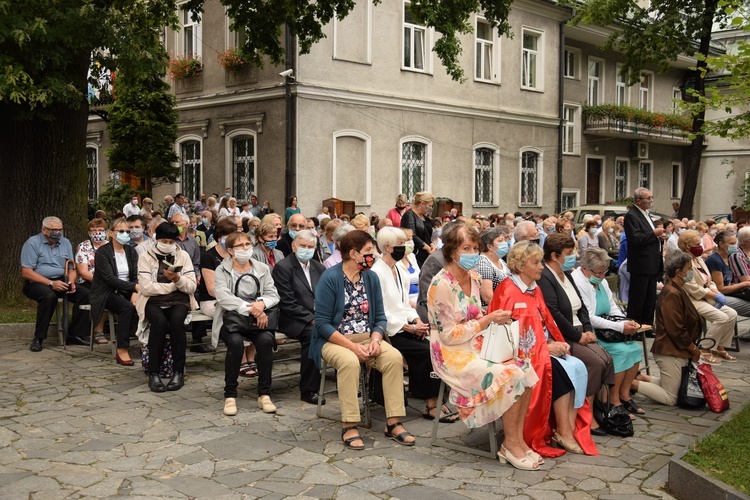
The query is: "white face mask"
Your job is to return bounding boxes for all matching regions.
[156,242,176,255]
[131,199,138,205]
[233,248,252,263]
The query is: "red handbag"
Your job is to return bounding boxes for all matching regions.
[696,364,729,413]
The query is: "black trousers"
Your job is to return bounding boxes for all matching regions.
[390,331,441,400]
[627,272,658,325]
[220,326,274,398]
[551,357,575,402]
[105,293,136,349]
[285,324,320,393]
[145,303,188,374]
[23,281,90,340]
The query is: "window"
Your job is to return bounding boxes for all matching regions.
[563,48,578,79]
[521,29,541,90]
[520,149,541,206]
[616,64,628,106]
[232,136,255,201]
[401,141,427,200]
[672,87,682,113]
[671,162,682,198]
[180,140,201,201]
[86,147,98,202]
[403,2,426,71]
[563,105,579,155]
[561,191,578,211]
[475,19,496,82]
[473,146,497,206]
[180,5,202,58]
[638,161,652,189]
[639,72,652,110]
[588,58,603,105]
[615,159,628,201]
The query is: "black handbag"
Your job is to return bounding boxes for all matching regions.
[677,338,715,409]
[223,272,280,334]
[594,314,631,343]
[593,384,634,437]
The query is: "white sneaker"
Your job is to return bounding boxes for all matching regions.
[257,395,276,413]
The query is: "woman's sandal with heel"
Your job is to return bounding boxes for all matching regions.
[497,444,539,471]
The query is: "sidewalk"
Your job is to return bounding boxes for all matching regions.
[1,337,748,499]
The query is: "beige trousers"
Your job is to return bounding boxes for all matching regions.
[691,300,737,349]
[636,354,689,406]
[321,333,405,423]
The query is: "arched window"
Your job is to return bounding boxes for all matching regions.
[520,149,541,207]
[86,146,98,202]
[180,139,201,201]
[232,136,255,201]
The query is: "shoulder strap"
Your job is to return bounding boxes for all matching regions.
[234,271,261,300]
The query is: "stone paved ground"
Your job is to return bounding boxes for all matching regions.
[1,336,749,499]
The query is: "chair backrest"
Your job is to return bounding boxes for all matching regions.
[605,274,620,302]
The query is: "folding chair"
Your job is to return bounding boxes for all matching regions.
[316,358,373,429]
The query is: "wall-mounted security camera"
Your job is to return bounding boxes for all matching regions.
[279,69,294,78]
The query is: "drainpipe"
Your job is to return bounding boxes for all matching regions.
[284,25,296,204]
[556,21,566,214]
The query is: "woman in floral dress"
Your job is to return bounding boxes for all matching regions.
[428,224,540,471]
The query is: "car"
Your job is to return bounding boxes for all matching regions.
[565,205,670,226]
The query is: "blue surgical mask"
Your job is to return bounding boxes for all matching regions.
[116,232,130,245]
[264,240,277,250]
[589,276,603,285]
[456,253,480,271]
[288,230,298,240]
[201,217,209,226]
[727,244,738,255]
[296,247,315,262]
[220,237,227,251]
[495,242,510,258]
[561,254,577,272]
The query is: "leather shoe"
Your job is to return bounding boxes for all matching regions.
[189,343,215,353]
[116,353,135,366]
[148,374,166,393]
[166,372,184,391]
[591,426,608,436]
[301,391,325,405]
[66,336,89,346]
[29,338,43,352]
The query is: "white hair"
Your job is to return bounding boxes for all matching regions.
[513,220,536,242]
[171,212,189,224]
[738,226,750,245]
[293,229,317,244]
[332,225,354,244]
[376,226,406,252]
[41,216,62,229]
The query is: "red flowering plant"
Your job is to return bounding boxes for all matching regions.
[217,47,245,75]
[168,55,202,80]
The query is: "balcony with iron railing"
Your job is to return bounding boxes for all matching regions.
[582,104,693,145]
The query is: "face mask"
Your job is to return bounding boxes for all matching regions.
[116,232,131,245]
[434,228,442,238]
[131,199,138,205]
[263,205,269,210]
[356,253,375,271]
[682,270,695,283]
[405,241,415,255]
[177,225,184,235]
[588,228,597,235]
[608,228,614,234]
[727,244,738,255]
[90,231,107,243]
[588,275,603,285]
[129,228,144,240]
[545,226,554,233]
[391,246,406,261]
[678,228,685,234]
[220,237,227,251]
[225,192,231,198]
[495,241,510,258]
[264,240,277,250]
[288,230,298,240]
[201,218,209,226]
[296,247,315,262]
[710,230,717,236]
[689,246,703,258]
[233,248,252,264]
[156,242,176,255]
[188,225,197,232]
[561,254,577,272]
[691,226,696,230]
[456,253,480,271]
[48,230,63,241]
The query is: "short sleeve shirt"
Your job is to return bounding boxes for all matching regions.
[75,240,98,284]
[198,247,224,302]
[706,252,733,286]
[729,247,750,282]
[20,233,74,279]
[476,255,509,306]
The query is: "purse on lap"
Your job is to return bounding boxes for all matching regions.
[223,272,280,335]
[594,314,632,343]
[473,320,520,364]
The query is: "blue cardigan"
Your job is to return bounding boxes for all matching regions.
[311,263,387,369]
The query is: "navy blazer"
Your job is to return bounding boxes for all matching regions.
[272,253,324,337]
[537,264,592,344]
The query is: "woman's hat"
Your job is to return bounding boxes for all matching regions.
[155,222,179,240]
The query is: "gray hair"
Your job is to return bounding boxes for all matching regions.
[480,227,506,252]
[42,216,62,229]
[664,251,692,280]
[738,226,750,245]
[513,220,537,242]
[581,247,611,273]
[293,229,317,245]
[171,212,189,224]
[376,226,406,251]
[332,224,354,245]
[149,216,164,231]
[634,187,651,200]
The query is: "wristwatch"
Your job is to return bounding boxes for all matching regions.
[48,280,53,287]
[372,338,382,345]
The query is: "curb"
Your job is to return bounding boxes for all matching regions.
[0,323,49,340]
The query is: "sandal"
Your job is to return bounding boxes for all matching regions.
[94,331,108,344]
[341,426,365,450]
[422,404,460,423]
[621,399,646,415]
[699,353,722,366]
[239,361,258,377]
[551,430,583,454]
[223,398,238,416]
[497,444,539,471]
[526,450,544,465]
[384,421,415,446]
[712,349,737,362]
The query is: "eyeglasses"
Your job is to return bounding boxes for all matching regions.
[591,269,607,278]
[232,242,253,249]
[113,229,128,234]
[44,227,64,231]
[288,224,306,230]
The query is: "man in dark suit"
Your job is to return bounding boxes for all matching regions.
[272,229,326,404]
[624,187,666,325]
[278,213,328,264]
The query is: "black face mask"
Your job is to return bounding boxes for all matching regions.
[391,246,406,261]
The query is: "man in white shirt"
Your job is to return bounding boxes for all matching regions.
[123,196,140,217]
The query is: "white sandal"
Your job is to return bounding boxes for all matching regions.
[497,444,539,471]
[223,398,238,416]
[257,395,276,413]
[526,450,544,465]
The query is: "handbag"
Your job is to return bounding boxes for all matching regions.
[728,288,750,301]
[223,272,280,335]
[677,362,705,409]
[593,384,634,437]
[473,320,520,364]
[696,363,729,413]
[141,339,174,379]
[594,314,631,343]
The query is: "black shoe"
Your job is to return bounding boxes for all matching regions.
[166,372,184,391]
[148,374,166,393]
[66,336,89,346]
[29,338,43,352]
[301,391,325,405]
[591,427,608,436]
[189,343,215,353]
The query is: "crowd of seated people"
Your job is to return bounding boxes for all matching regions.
[23,189,746,468]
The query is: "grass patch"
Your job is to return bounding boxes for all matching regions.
[683,404,750,493]
[0,306,37,323]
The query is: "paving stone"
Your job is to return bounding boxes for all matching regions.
[390,458,443,479]
[273,447,328,467]
[202,433,292,461]
[529,479,573,491]
[348,474,412,493]
[389,484,468,500]
[577,478,607,491]
[156,475,233,496]
[299,463,355,486]
[253,480,310,496]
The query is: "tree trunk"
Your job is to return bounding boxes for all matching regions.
[0,101,90,304]
[678,0,718,220]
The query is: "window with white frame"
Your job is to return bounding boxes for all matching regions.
[639,72,652,110]
[475,18,496,82]
[402,141,427,200]
[521,29,541,90]
[561,191,578,211]
[563,48,578,79]
[86,147,98,202]
[588,58,603,105]
[563,105,578,155]
[474,147,496,205]
[671,162,682,198]
[672,87,682,113]
[232,136,255,201]
[180,140,201,201]
[638,161,651,189]
[403,2,426,71]
[520,150,540,206]
[615,159,628,201]
[180,4,202,58]
[615,64,628,106]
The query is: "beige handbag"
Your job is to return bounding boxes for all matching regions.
[474,320,520,364]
